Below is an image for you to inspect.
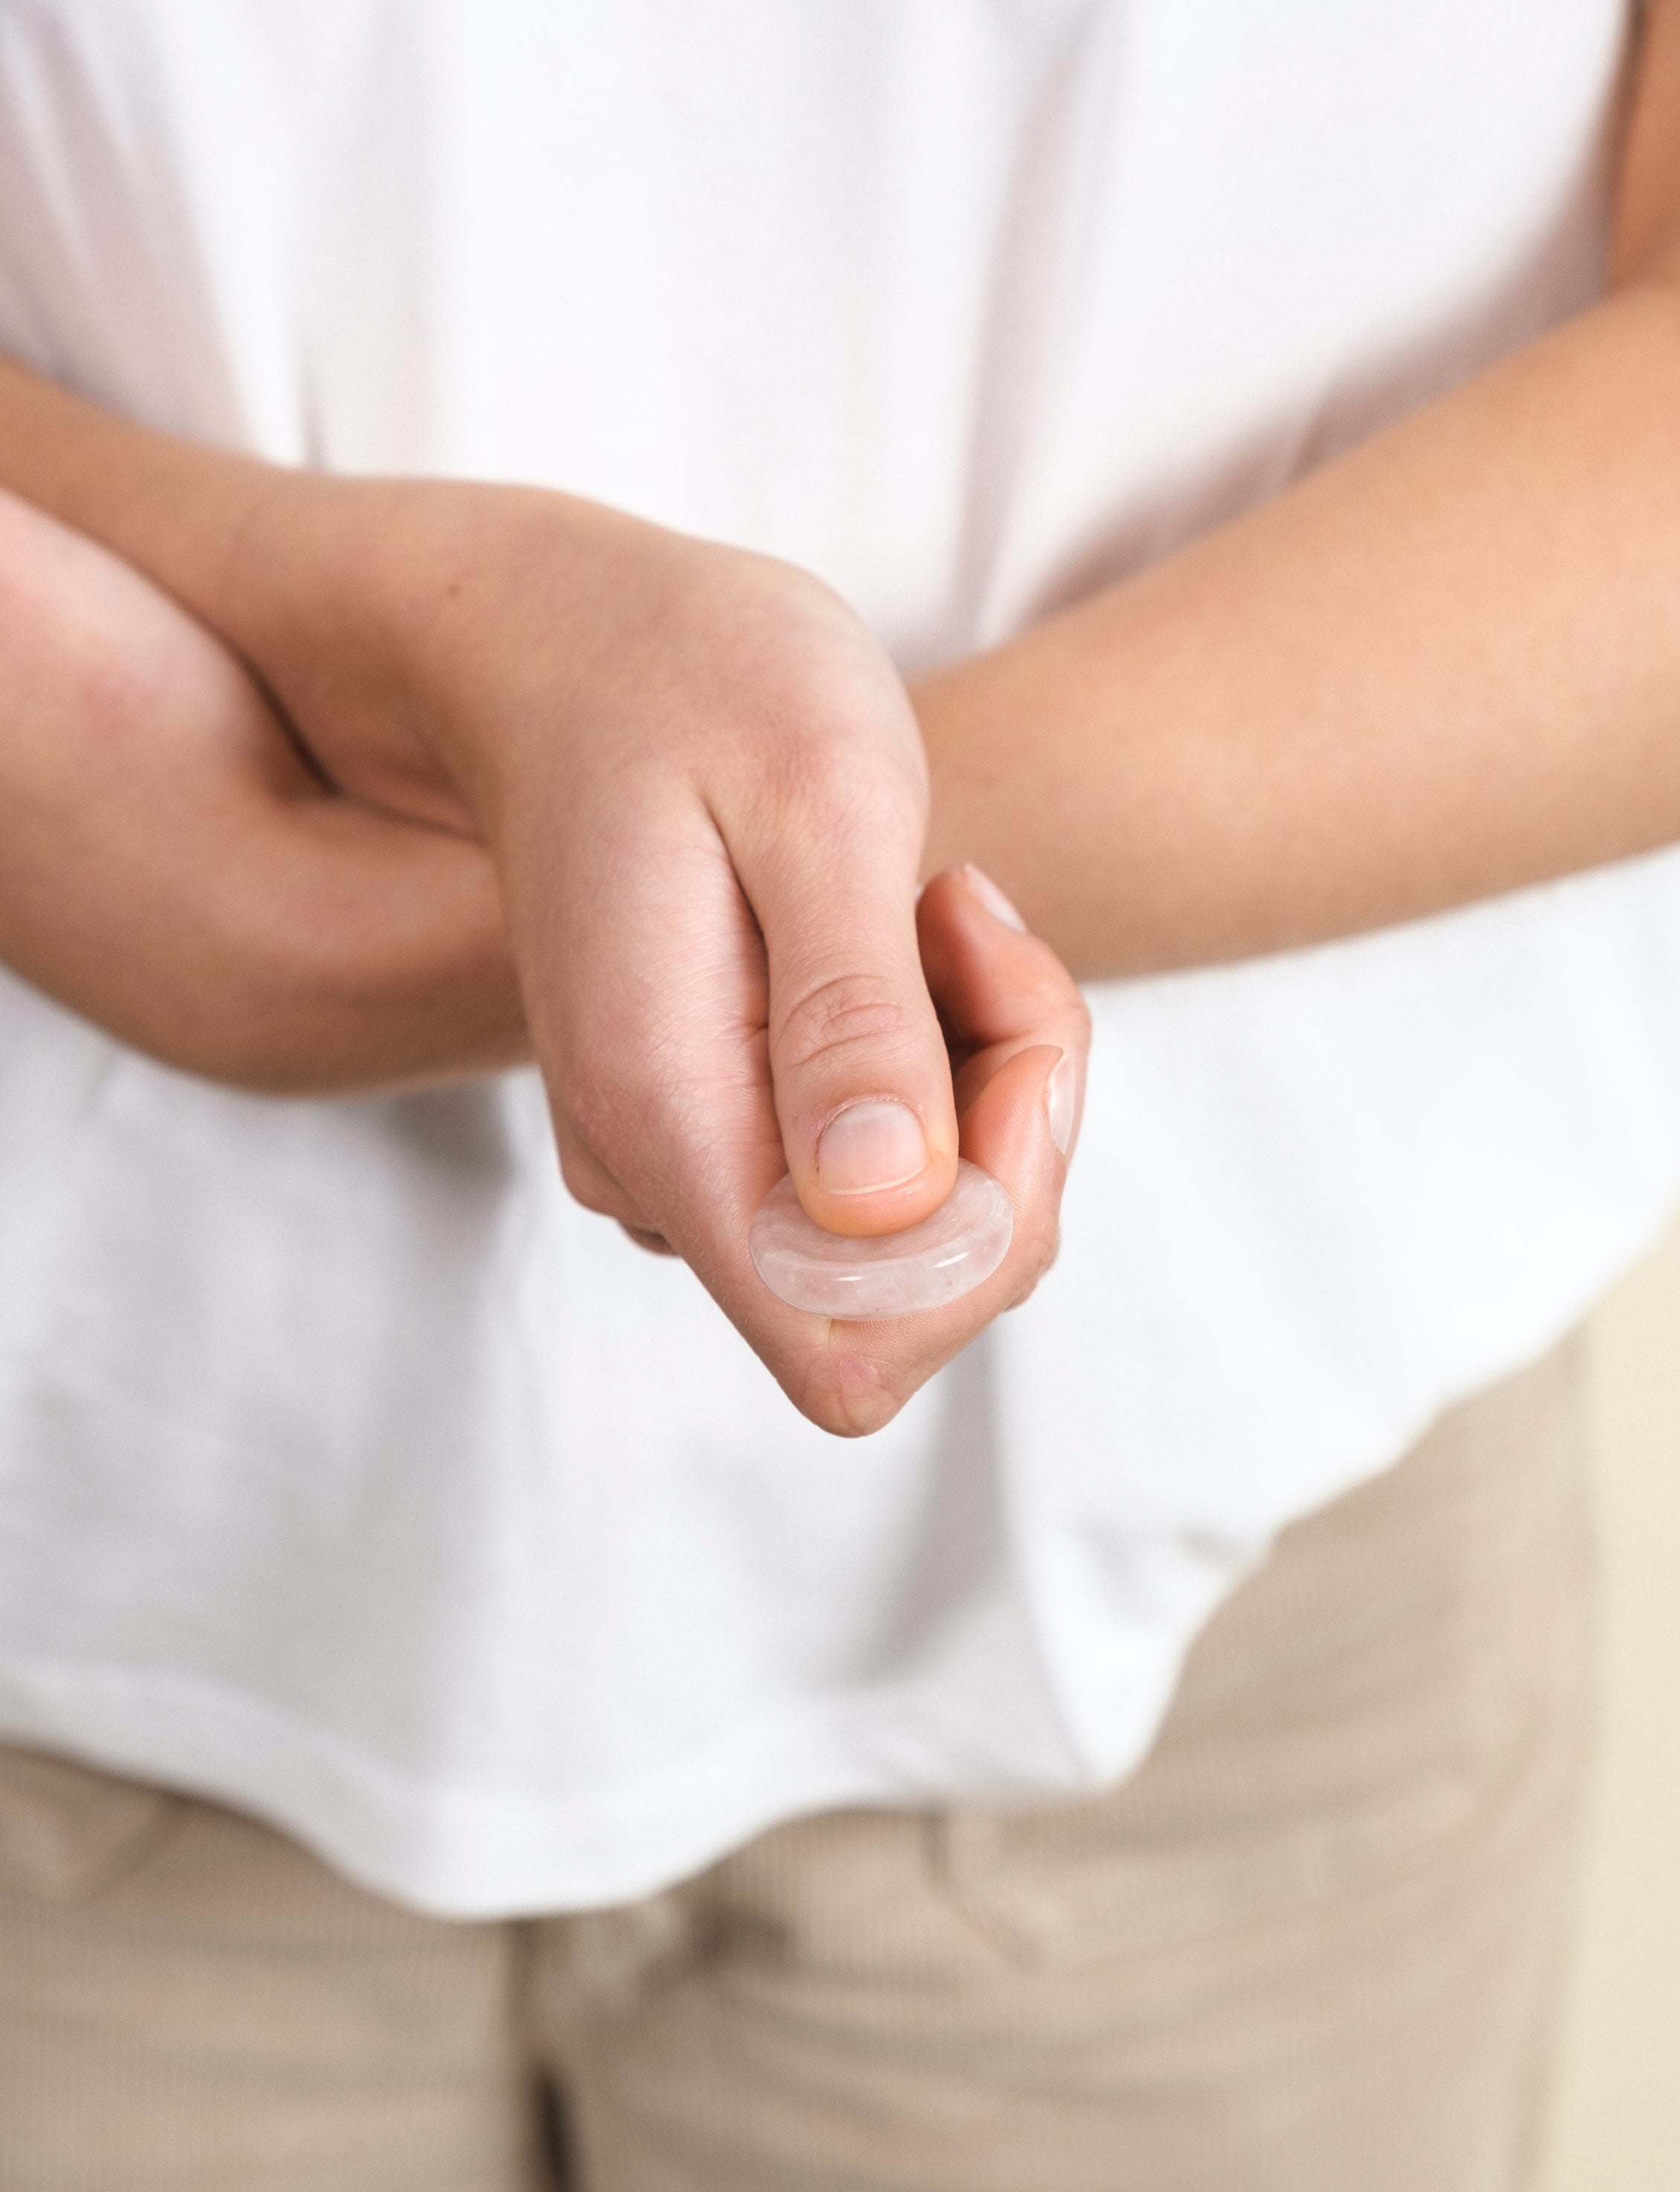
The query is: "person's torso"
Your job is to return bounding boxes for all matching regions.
[0,0,1667,1915]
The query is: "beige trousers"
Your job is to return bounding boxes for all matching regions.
[0,1337,1597,2191]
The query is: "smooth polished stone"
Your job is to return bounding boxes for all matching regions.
[749,1158,1013,1319]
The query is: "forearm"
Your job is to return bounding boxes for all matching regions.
[0,364,555,1089]
[919,7,1680,980]
[0,362,277,636]
[4,798,529,1097]
[12,42,1679,1005]
[918,281,1680,977]
[0,367,659,845]
[0,485,526,1095]
[0,373,466,823]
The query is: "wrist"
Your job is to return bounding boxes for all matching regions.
[0,354,483,834]
[220,468,485,834]
[369,484,711,839]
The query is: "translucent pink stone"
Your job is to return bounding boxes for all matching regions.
[749,1158,1013,1319]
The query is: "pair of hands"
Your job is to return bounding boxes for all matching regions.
[0,477,1088,1434]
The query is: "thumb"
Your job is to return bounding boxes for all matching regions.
[739,816,960,1240]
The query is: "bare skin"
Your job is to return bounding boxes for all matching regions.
[916,4,1680,968]
[0,489,524,1093]
[4,2,1680,1431]
[0,471,1089,1437]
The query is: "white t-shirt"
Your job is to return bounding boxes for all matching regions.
[0,0,1670,1915]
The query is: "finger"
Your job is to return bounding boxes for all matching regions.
[620,1223,678,1256]
[777,1041,1070,1436]
[523,812,786,1262]
[954,1040,1069,1288]
[723,865,1085,1436]
[917,865,1089,1157]
[732,747,960,1240]
[917,865,1091,1054]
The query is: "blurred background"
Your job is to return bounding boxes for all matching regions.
[1542,1220,1680,2191]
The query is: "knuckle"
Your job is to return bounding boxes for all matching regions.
[558,1161,617,1219]
[792,1347,910,1438]
[746,720,925,858]
[621,1224,677,1257]
[1008,1227,1061,1309]
[555,1133,628,1221]
[1023,966,1093,1042]
[772,971,928,1079]
[794,734,923,824]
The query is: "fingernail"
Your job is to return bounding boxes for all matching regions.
[1044,1051,1078,1157]
[961,864,1029,932]
[816,1099,929,1194]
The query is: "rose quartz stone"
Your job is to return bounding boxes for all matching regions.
[749,1159,1013,1318]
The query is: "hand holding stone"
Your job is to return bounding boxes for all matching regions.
[750,864,1085,1333]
